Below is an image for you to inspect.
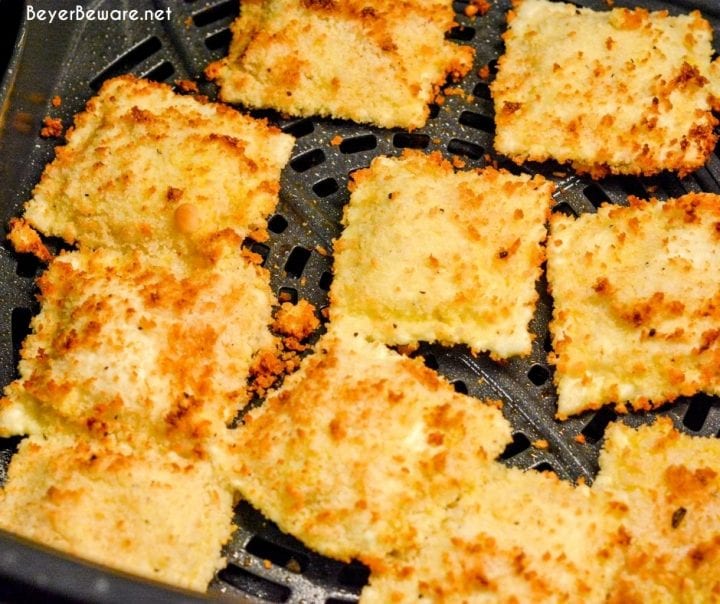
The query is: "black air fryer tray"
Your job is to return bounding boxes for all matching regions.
[1,0,720,601]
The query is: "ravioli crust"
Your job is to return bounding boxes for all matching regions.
[491,0,720,178]
[205,0,474,129]
[230,330,512,565]
[0,232,275,455]
[363,464,621,604]
[0,434,235,592]
[594,419,720,603]
[547,193,720,419]
[22,75,295,255]
[330,151,553,358]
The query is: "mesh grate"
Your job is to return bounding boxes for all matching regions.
[0,0,720,601]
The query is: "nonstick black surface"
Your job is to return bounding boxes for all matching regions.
[0,0,719,602]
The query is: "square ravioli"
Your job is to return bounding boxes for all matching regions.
[230,330,512,565]
[363,463,621,604]
[0,231,275,456]
[491,0,720,178]
[547,193,720,419]
[0,433,235,592]
[594,419,720,602]
[21,75,295,255]
[205,0,473,129]
[330,151,554,358]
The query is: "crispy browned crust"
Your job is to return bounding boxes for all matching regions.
[206,0,474,129]
[0,433,236,592]
[22,75,295,255]
[548,193,720,419]
[232,330,512,564]
[492,0,720,177]
[596,418,720,602]
[0,232,276,457]
[330,150,554,358]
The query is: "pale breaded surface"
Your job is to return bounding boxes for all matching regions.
[230,330,512,565]
[205,0,473,129]
[330,151,553,358]
[0,434,235,592]
[22,75,294,255]
[491,0,720,178]
[0,231,275,456]
[363,464,622,604]
[594,419,720,603]
[547,193,720,419]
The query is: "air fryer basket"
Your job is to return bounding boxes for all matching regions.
[0,0,719,601]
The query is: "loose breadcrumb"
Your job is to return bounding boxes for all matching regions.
[272,300,320,340]
[205,0,474,129]
[547,193,720,419]
[330,151,553,358]
[175,79,200,94]
[6,218,52,263]
[491,0,720,177]
[39,116,63,138]
[247,300,321,398]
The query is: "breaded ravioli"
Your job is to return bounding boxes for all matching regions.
[0,231,275,455]
[491,0,720,178]
[547,193,720,419]
[231,330,512,565]
[363,464,622,604]
[21,75,295,255]
[0,433,235,592]
[594,419,720,602]
[330,151,553,358]
[205,0,474,129]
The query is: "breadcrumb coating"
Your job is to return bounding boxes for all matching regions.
[595,418,720,603]
[363,464,621,603]
[547,193,720,419]
[231,330,511,564]
[21,75,294,255]
[0,231,275,456]
[492,0,720,177]
[0,434,235,592]
[330,151,553,358]
[206,0,474,129]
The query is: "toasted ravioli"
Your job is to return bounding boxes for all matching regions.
[363,464,621,604]
[231,330,512,564]
[22,75,294,254]
[0,232,275,454]
[547,193,720,419]
[330,152,553,358]
[0,434,235,592]
[594,419,720,602]
[205,0,473,129]
[491,0,720,177]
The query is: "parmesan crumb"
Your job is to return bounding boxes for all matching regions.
[39,116,63,138]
